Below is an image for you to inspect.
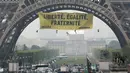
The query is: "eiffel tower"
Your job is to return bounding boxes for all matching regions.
[0,0,129,66]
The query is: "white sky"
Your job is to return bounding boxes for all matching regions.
[21,10,117,39]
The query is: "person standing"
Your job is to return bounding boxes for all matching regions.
[59,64,69,73]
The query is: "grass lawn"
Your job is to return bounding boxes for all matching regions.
[56,56,86,65]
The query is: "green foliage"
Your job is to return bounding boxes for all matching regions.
[93,49,101,60]
[112,51,127,65]
[21,45,49,51]
[107,48,121,52]
[108,40,121,49]
[56,56,86,65]
[17,49,42,53]
[93,49,110,59]
[16,49,59,64]
[31,45,41,50]
[94,44,129,65]
[101,50,110,59]
[93,48,122,62]
[23,44,29,50]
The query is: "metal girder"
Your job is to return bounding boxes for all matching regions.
[0,2,19,40]
[0,0,127,47]
[0,0,20,3]
[110,1,130,40]
[110,0,130,3]
[0,0,129,61]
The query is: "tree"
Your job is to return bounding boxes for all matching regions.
[41,46,48,49]
[93,49,111,61]
[17,49,59,64]
[108,40,121,49]
[23,44,29,50]
[112,51,127,65]
[93,49,101,60]
[100,50,111,60]
[31,45,41,50]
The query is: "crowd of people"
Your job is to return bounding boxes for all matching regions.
[56,64,90,73]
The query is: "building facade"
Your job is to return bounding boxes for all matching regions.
[46,40,66,54]
[87,39,106,53]
[66,34,87,56]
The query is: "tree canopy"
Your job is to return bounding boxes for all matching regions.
[23,44,29,50]
[108,40,121,49]
[31,45,41,50]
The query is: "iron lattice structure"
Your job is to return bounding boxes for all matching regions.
[0,0,129,61]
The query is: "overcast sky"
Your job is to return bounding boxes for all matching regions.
[20,10,117,40]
